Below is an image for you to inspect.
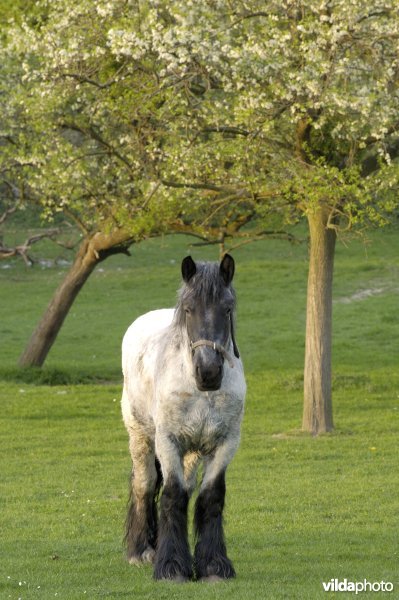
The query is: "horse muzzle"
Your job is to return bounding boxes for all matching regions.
[195,366,223,391]
[191,339,228,391]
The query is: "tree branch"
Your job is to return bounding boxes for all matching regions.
[361,137,399,177]
[62,73,119,89]
[161,179,232,193]
[356,10,391,25]
[202,126,250,137]
[225,229,300,253]
[0,199,20,225]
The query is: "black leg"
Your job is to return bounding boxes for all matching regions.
[194,470,235,580]
[154,475,193,581]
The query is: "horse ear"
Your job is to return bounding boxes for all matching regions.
[220,253,235,286]
[181,256,197,283]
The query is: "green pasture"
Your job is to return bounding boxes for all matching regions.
[1,228,398,598]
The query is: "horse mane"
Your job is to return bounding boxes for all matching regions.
[173,261,237,329]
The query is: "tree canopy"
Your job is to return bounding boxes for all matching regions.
[116,0,399,227]
[0,0,263,246]
[2,0,398,239]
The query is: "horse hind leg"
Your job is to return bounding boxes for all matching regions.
[125,421,161,565]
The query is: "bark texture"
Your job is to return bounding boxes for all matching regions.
[302,207,336,435]
[18,229,132,367]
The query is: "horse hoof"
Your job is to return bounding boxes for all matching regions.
[141,548,155,563]
[128,547,155,565]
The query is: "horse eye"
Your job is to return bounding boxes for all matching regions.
[184,307,191,314]
[226,308,231,315]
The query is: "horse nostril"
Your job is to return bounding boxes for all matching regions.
[199,364,222,381]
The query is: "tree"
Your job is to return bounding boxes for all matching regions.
[0,1,171,366]
[1,0,279,367]
[3,0,399,435]
[103,0,399,433]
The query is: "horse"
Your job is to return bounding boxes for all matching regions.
[121,254,246,581]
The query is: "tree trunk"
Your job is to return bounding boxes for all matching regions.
[18,230,132,367]
[302,206,336,435]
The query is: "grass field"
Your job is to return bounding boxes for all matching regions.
[1,227,398,598]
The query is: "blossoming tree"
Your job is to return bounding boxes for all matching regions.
[103,0,399,433]
[2,0,399,433]
[1,0,270,367]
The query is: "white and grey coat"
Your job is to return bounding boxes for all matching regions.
[121,254,246,581]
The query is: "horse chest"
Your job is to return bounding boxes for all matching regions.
[164,392,235,454]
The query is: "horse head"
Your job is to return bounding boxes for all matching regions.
[180,254,239,392]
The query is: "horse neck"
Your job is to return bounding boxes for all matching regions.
[170,311,191,351]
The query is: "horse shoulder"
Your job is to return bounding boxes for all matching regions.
[122,309,175,372]
[220,355,246,400]
[122,309,175,420]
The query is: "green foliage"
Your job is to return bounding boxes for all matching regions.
[2,0,398,243]
[0,0,37,28]
[90,0,399,226]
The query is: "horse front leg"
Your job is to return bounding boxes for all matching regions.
[194,436,240,581]
[125,419,160,565]
[154,433,193,581]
